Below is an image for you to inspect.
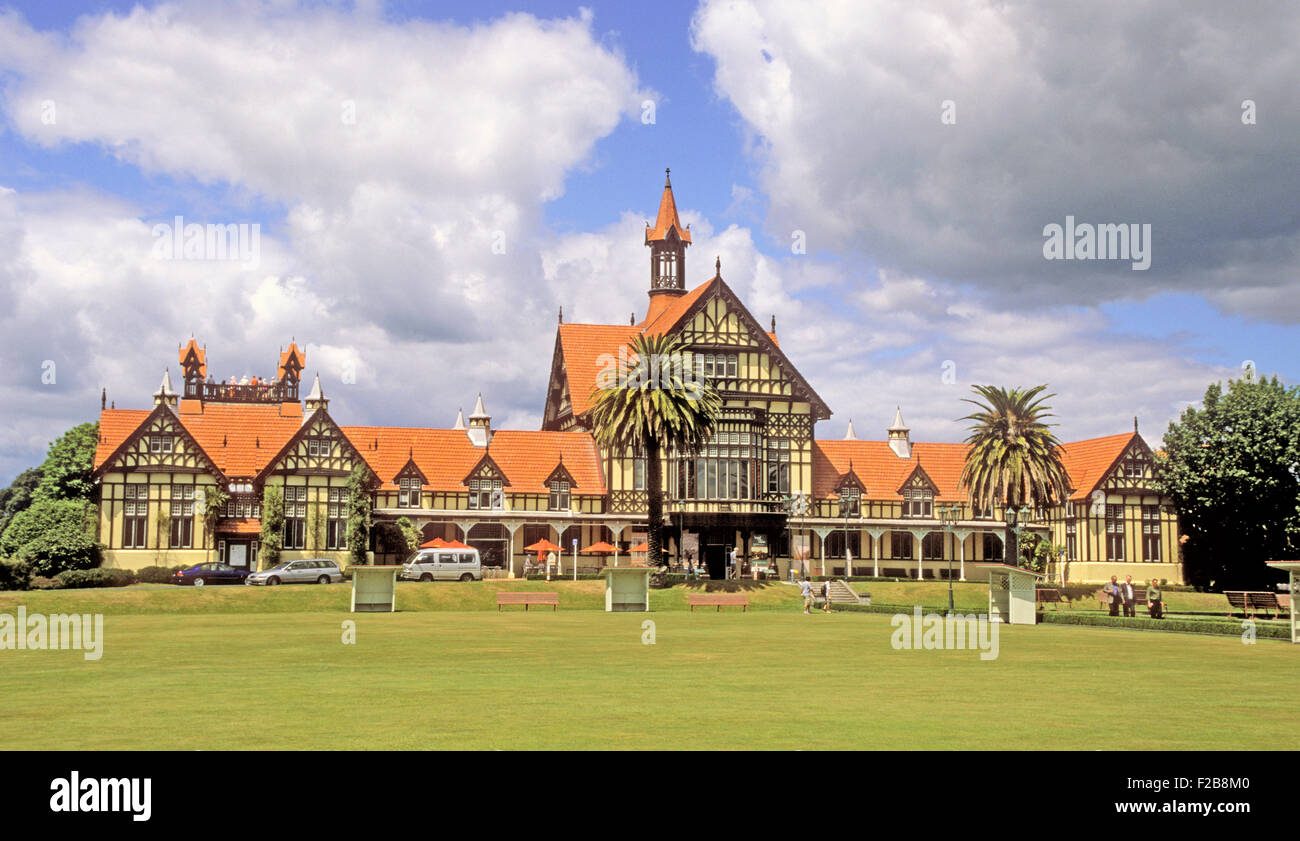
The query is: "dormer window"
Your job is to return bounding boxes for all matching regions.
[902,488,933,518]
[468,478,503,509]
[398,477,421,508]
[549,480,571,511]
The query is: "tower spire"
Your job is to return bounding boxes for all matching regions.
[645,168,690,302]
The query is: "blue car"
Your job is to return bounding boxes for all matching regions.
[172,563,250,587]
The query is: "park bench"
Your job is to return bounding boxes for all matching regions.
[1226,590,1287,620]
[1035,588,1065,610]
[496,591,559,612]
[686,593,749,612]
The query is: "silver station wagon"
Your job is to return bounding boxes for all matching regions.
[246,559,343,586]
[400,549,482,582]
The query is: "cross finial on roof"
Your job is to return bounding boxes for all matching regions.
[665,167,671,187]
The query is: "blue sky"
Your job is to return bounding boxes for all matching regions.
[0,0,1296,485]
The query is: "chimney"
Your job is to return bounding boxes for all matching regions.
[466,393,492,447]
[887,406,911,459]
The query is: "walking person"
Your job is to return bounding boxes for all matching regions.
[822,580,833,613]
[1122,575,1137,617]
[1147,578,1163,619]
[1105,575,1120,616]
[800,576,814,615]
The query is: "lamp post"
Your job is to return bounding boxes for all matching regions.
[939,504,959,613]
[1005,504,1031,568]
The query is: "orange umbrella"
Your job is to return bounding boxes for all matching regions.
[419,537,449,549]
[580,541,619,554]
[524,538,562,553]
[443,540,472,550]
[630,541,648,553]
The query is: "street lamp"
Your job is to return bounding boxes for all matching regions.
[939,504,959,613]
[1005,504,1031,568]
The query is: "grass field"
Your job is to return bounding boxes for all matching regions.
[0,581,1295,750]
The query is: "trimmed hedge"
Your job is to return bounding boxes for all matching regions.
[55,568,136,589]
[135,565,184,584]
[29,576,64,590]
[1038,610,1290,640]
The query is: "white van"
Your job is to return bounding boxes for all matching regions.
[400,548,482,582]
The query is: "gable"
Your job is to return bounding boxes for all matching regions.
[897,463,938,496]
[257,409,371,481]
[463,451,511,487]
[93,405,222,478]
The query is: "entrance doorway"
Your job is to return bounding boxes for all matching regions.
[704,544,728,580]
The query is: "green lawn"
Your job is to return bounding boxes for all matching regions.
[0,586,1294,749]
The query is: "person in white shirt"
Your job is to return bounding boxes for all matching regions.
[800,577,814,614]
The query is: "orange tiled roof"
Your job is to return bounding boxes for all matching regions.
[813,440,969,500]
[1058,432,1136,501]
[341,426,606,494]
[645,171,691,244]
[94,403,304,477]
[640,276,715,335]
[556,323,640,417]
[94,409,151,470]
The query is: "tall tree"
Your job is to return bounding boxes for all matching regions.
[345,465,372,565]
[259,485,285,570]
[0,467,43,539]
[35,422,99,502]
[959,385,1070,565]
[1158,375,1300,589]
[588,333,722,568]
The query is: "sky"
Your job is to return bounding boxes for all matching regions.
[0,0,1296,485]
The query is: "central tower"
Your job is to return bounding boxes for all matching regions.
[645,168,691,300]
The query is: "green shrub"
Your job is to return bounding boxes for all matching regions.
[55,567,136,589]
[0,558,31,591]
[135,565,179,584]
[29,576,64,590]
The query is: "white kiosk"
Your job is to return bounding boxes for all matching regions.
[1265,561,1300,644]
[972,562,1044,625]
[351,565,401,613]
[603,567,651,612]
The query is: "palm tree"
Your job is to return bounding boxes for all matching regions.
[959,384,1070,566]
[588,332,722,568]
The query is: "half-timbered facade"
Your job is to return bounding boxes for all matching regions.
[92,174,1182,583]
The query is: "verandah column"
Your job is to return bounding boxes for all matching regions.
[910,528,929,579]
[865,527,888,578]
[953,529,972,582]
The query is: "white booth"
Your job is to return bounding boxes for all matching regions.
[972,562,1044,625]
[603,567,651,612]
[1265,561,1300,644]
[351,565,401,613]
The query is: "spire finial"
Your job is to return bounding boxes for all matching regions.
[665,167,671,187]
[558,305,563,324]
[771,314,776,333]
[715,255,721,277]
[1134,415,1139,433]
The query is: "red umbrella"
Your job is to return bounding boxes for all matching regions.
[524,538,562,553]
[629,541,649,553]
[419,537,449,549]
[581,541,619,554]
[443,540,472,550]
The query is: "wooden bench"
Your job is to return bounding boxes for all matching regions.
[1036,588,1064,610]
[686,593,749,612]
[1223,590,1291,619]
[496,591,559,612]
